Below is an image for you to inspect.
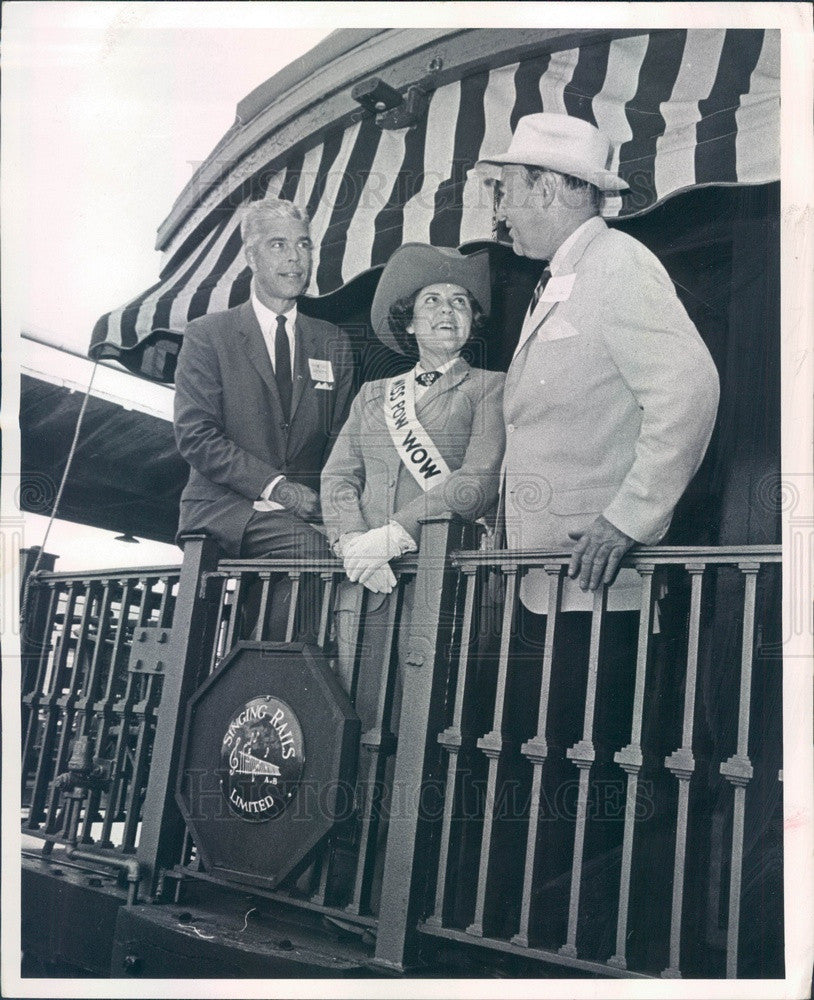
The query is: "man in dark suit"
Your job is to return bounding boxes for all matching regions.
[173,199,354,568]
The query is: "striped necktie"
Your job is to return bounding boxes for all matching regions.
[526,266,552,318]
[274,314,292,419]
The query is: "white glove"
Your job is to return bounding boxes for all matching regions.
[360,564,397,595]
[343,523,414,584]
[333,532,365,558]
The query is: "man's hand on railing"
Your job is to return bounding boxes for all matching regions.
[568,514,634,591]
[269,479,322,523]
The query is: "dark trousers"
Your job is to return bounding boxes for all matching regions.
[238,510,331,641]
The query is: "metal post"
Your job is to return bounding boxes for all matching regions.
[19,546,58,601]
[372,513,471,973]
[136,533,220,894]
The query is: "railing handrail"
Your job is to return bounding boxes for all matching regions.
[451,543,782,569]
[24,546,781,586]
[28,564,183,584]
[216,553,420,574]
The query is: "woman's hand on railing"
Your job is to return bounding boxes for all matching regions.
[342,524,409,584]
[358,564,397,594]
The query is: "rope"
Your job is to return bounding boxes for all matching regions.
[22,362,100,622]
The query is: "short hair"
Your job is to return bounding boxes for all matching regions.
[521,166,602,212]
[388,288,489,355]
[240,198,310,252]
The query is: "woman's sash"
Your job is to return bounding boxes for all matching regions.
[384,374,451,492]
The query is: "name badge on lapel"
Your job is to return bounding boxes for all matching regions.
[540,273,576,303]
[308,358,334,390]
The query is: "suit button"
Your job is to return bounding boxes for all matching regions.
[507,423,515,432]
[281,422,289,431]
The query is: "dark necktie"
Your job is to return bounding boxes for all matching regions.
[274,314,292,419]
[527,266,552,318]
[416,370,441,387]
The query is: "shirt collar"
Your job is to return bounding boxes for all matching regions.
[549,216,601,275]
[251,283,297,337]
[415,356,458,378]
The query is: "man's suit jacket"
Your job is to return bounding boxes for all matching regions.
[321,357,506,544]
[174,300,354,555]
[502,216,720,611]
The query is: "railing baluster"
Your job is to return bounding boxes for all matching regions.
[28,583,78,829]
[92,579,135,755]
[121,669,162,851]
[427,565,479,928]
[22,581,60,798]
[559,584,606,959]
[347,587,370,705]
[285,571,302,642]
[157,573,177,628]
[661,563,705,978]
[76,581,114,842]
[222,573,244,656]
[43,581,96,831]
[512,563,564,947]
[317,572,336,648]
[98,579,148,847]
[466,563,518,938]
[207,575,229,674]
[346,579,404,916]
[254,571,273,641]
[719,562,759,978]
[608,564,656,969]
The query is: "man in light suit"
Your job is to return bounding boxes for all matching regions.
[477,113,719,609]
[473,116,720,952]
[174,198,354,567]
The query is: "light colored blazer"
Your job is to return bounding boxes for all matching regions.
[321,357,506,545]
[503,216,720,611]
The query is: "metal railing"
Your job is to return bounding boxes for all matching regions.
[167,552,418,927]
[385,538,783,978]
[21,567,181,858]
[19,525,783,977]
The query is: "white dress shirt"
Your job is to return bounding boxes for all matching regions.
[250,287,298,507]
[251,289,297,373]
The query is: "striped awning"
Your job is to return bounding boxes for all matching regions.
[90,28,779,382]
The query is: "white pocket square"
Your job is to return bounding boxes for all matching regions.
[537,317,581,342]
[314,381,334,391]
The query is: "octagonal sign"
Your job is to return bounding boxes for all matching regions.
[176,642,360,889]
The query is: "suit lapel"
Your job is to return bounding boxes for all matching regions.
[512,216,608,358]
[415,357,470,414]
[236,302,282,406]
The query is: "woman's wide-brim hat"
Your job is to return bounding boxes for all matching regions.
[370,243,491,355]
[476,112,629,193]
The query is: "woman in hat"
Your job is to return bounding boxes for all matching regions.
[320,242,505,728]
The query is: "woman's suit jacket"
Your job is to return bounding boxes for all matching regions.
[321,357,505,545]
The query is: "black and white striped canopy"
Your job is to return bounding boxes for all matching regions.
[90,28,779,381]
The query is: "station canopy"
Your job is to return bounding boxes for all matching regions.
[89,27,779,383]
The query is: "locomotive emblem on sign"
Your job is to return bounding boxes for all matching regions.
[219,696,305,822]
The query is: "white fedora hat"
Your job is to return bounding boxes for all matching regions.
[477,112,628,192]
[371,243,490,355]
